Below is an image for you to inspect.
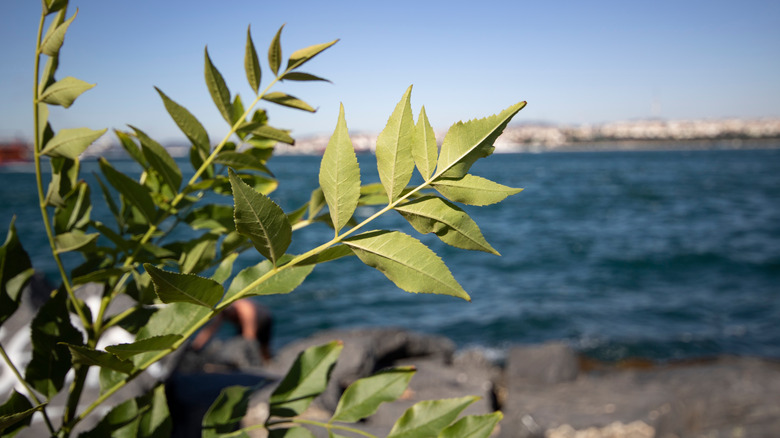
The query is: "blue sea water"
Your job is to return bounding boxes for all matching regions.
[2,148,779,362]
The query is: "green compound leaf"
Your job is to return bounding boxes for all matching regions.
[105,335,183,360]
[138,384,172,438]
[432,174,523,206]
[225,256,313,302]
[137,302,210,342]
[438,412,503,438]
[376,86,415,202]
[155,87,210,153]
[114,130,147,168]
[229,168,291,266]
[436,101,526,180]
[286,39,339,72]
[64,344,135,374]
[79,397,139,438]
[246,124,294,145]
[280,72,331,83]
[39,76,95,108]
[0,390,41,437]
[308,187,326,220]
[413,106,438,180]
[344,230,470,301]
[42,0,68,15]
[40,9,76,56]
[204,47,233,124]
[99,157,157,223]
[132,126,182,193]
[244,26,261,94]
[25,289,83,398]
[395,196,499,255]
[262,92,315,112]
[387,396,478,438]
[41,127,107,159]
[269,24,284,76]
[0,218,34,328]
[214,151,272,175]
[144,264,223,308]
[270,341,343,417]
[53,230,99,253]
[331,366,416,423]
[202,386,254,438]
[319,103,360,233]
[131,302,210,368]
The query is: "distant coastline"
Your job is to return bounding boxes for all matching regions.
[274,117,780,155]
[4,118,780,159]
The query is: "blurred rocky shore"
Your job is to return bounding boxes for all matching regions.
[170,328,780,438]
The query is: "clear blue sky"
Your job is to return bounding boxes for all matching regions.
[2,0,779,143]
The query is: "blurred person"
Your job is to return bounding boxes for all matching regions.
[191,299,273,364]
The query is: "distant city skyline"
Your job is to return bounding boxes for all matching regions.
[2,0,779,143]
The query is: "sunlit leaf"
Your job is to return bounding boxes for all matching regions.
[225,256,313,302]
[387,396,478,438]
[395,196,499,255]
[144,264,223,308]
[269,24,284,76]
[262,92,315,112]
[331,366,416,423]
[308,188,325,220]
[40,9,76,56]
[435,101,526,179]
[432,174,523,206]
[376,86,415,202]
[319,103,360,233]
[155,87,210,153]
[344,230,470,301]
[212,253,239,284]
[230,168,291,266]
[413,106,437,180]
[244,26,261,94]
[286,39,339,71]
[0,218,34,328]
[439,412,503,438]
[204,47,232,124]
[270,341,343,417]
[179,233,218,274]
[202,386,254,438]
[105,335,182,360]
[39,76,94,108]
[41,127,107,159]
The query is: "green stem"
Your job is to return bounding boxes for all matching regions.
[72,71,291,429]
[32,7,91,332]
[0,343,56,435]
[60,365,88,437]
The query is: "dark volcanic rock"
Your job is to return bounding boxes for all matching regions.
[499,346,780,438]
